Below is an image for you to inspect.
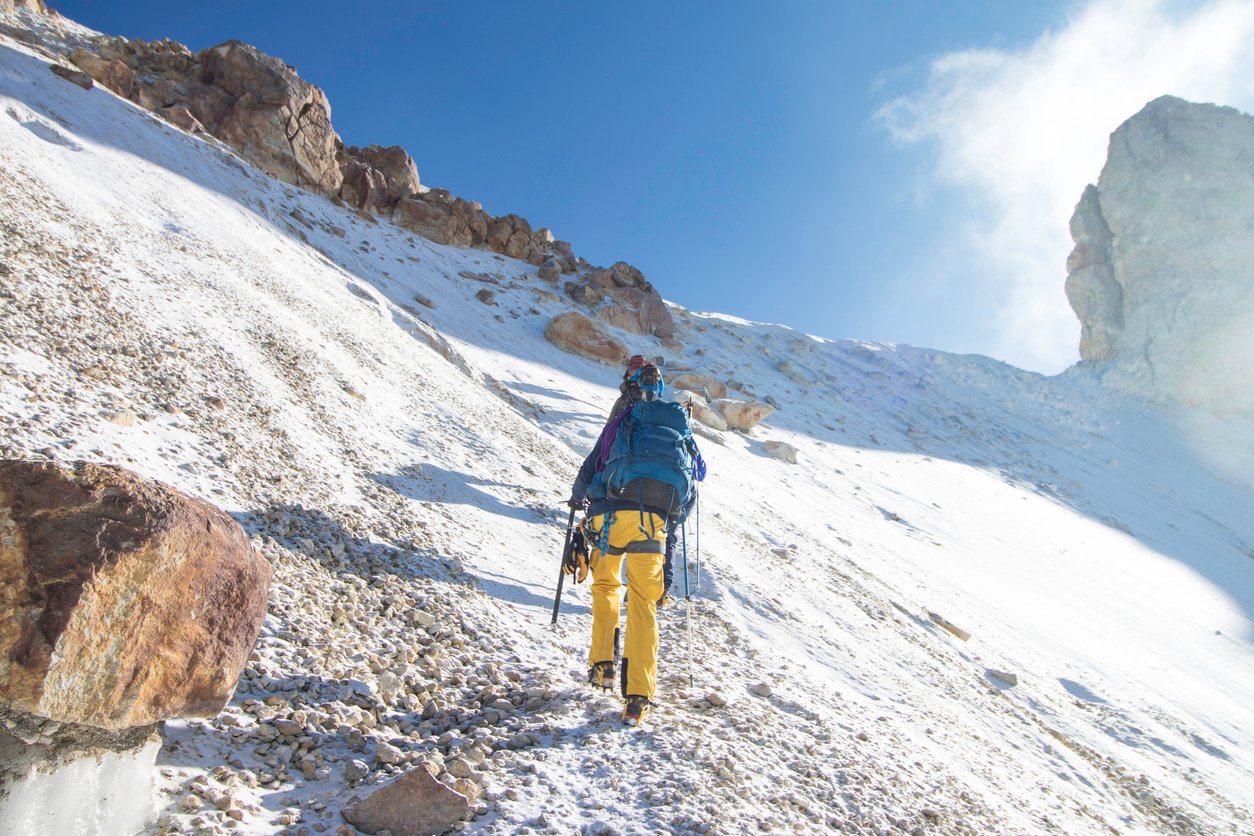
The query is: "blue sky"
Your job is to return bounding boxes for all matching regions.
[50,1,1254,373]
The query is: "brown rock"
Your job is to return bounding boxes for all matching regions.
[135,78,184,111]
[564,282,602,307]
[669,372,727,401]
[608,261,646,288]
[601,286,676,338]
[68,49,134,97]
[451,197,488,242]
[339,154,390,214]
[585,268,616,290]
[684,395,728,432]
[504,230,529,260]
[393,196,451,243]
[341,763,472,836]
[538,257,560,281]
[485,217,513,251]
[198,41,342,194]
[354,145,420,201]
[3,0,46,13]
[0,461,271,730]
[49,65,93,90]
[716,399,775,431]
[595,304,646,334]
[160,106,204,133]
[339,145,420,213]
[544,312,627,365]
[184,83,236,133]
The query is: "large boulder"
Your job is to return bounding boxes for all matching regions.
[198,41,342,194]
[716,399,775,431]
[684,394,729,431]
[341,763,474,836]
[544,312,627,365]
[669,372,727,401]
[0,461,271,730]
[1065,96,1254,414]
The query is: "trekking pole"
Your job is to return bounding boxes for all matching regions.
[550,506,577,627]
[682,521,694,686]
[694,489,701,591]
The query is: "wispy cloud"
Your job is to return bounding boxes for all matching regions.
[878,0,1254,373]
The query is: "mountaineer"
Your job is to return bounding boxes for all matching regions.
[566,362,706,725]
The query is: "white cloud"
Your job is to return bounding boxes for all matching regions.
[879,0,1254,373]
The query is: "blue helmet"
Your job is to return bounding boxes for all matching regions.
[632,364,664,400]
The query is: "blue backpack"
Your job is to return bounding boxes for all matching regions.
[591,400,696,521]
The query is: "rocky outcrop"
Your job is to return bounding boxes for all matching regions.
[1066,185,1121,361]
[60,30,678,343]
[0,0,46,13]
[339,144,420,215]
[62,35,579,264]
[0,461,271,730]
[543,312,627,365]
[341,762,475,836]
[200,41,342,193]
[563,261,676,341]
[1065,96,1254,414]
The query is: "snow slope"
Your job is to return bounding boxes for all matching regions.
[2,21,1254,835]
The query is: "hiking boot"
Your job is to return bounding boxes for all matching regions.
[588,661,615,691]
[622,694,651,726]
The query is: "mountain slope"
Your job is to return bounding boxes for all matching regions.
[2,24,1254,836]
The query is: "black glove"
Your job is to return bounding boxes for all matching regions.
[562,528,590,583]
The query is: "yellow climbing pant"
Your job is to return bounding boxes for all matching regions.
[585,510,667,701]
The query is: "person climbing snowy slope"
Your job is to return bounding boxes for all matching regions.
[602,355,687,604]
[566,363,706,725]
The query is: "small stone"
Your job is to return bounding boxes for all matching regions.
[506,733,531,750]
[344,759,370,782]
[749,683,772,698]
[475,288,496,305]
[447,757,474,778]
[706,692,727,708]
[376,741,403,766]
[273,719,302,737]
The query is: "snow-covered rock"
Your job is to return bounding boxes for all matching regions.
[1066,96,1254,414]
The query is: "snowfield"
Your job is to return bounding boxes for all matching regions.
[2,18,1254,836]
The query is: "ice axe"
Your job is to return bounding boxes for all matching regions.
[551,505,578,626]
